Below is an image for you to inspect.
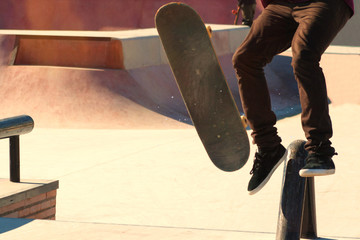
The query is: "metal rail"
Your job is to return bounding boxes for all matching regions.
[0,115,34,182]
[276,140,317,240]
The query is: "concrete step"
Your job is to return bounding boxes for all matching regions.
[0,217,275,240]
[1,217,359,240]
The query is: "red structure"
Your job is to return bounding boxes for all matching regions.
[0,0,263,30]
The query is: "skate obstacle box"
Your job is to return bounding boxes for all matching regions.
[276,140,317,240]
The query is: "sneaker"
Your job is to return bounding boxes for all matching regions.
[299,152,337,177]
[248,144,287,195]
[242,19,253,26]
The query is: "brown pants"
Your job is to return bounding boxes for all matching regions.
[232,0,351,153]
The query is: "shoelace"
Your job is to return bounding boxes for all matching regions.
[250,153,263,175]
[307,151,338,164]
[309,141,337,157]
[312,152,338,157]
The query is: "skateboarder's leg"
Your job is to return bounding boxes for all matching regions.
[232,2,297,194]
[291,0,351,153]
[232,2,297,149]
[290,0,351,176]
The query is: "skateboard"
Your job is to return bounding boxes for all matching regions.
[155,2,250,172]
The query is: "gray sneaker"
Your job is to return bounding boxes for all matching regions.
[299,152,336,177]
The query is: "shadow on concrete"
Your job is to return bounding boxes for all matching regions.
[0,218,34,234]
[264,54,302,119]
[126,54,302,125]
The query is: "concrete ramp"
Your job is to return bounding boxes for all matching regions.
[0,54,300,128]
[0,65,190,129]
[0,26,254,128]
[127,53,301,125]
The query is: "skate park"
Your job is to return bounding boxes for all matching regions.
[0,0,359,239]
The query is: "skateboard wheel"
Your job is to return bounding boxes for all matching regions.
[206,26,212,38]
[241,115,248,128]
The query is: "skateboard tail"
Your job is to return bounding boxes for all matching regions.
[155,3,250,172]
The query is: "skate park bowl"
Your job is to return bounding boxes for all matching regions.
[0,0,294,128]
[0,0,359,239]
[0,0,358,128]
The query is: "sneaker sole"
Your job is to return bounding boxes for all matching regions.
[248,149,288,195]
[299,169,335,177]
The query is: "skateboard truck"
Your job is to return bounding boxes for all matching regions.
[240,115,248,128]
[206,26,212,38]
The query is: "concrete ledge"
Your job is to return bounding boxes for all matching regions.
[122,24,250,69]
[1,26,358,70]
[0,179,59,220]
[0,24,250,69]
[285,45,360,55]
[323,45,360,55]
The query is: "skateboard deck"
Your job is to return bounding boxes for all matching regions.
[155,2,250,171]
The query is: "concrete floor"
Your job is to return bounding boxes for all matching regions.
[0,104,359,239]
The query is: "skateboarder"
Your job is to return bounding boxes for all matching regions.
[237,0,257,26]
[232,0,354,194]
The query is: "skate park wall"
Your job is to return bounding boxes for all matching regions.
[0,0,263,30]
[332,0,360,46]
